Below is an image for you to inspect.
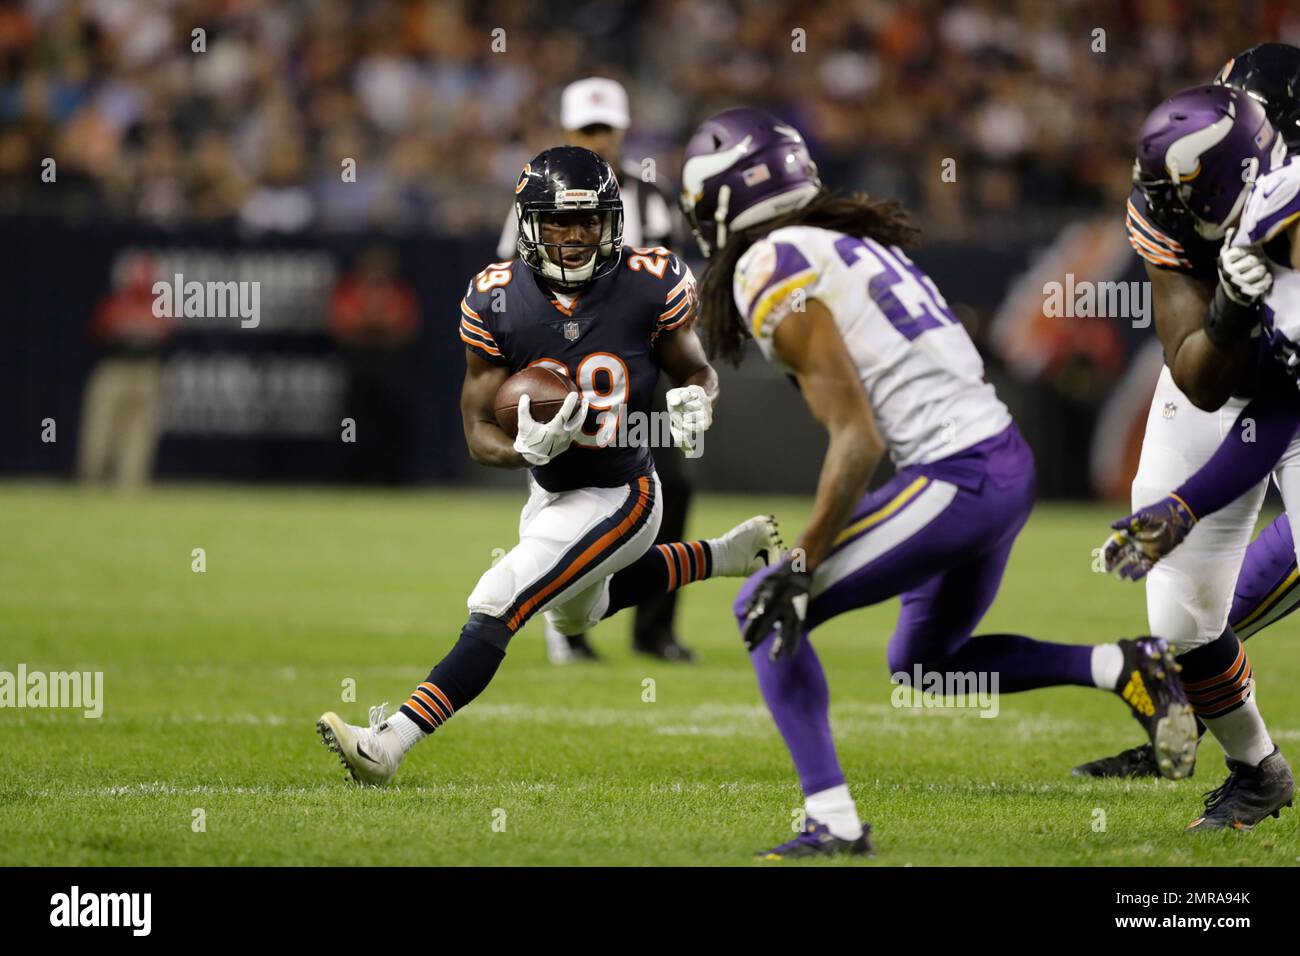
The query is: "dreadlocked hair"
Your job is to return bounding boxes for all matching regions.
[697,190,920,366]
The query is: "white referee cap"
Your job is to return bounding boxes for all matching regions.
[561,77,630,131]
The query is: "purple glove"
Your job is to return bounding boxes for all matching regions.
[1102,495,1198,581]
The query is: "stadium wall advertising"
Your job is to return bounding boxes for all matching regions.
[2,221,1120,495]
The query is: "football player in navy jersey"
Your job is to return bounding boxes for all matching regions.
[1077,56,1300,830]
[315,147,782,787]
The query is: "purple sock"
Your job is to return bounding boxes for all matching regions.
[748,635,846,796]
[898,633,1095,692]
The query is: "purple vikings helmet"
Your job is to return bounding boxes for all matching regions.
[680,108,822,257]
[1133,85,1285,240]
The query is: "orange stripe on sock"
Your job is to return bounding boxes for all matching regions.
[1182,644,1247,692]
[1193,684,1254,718]
[406,696,441,727]
[690,541,706,580]
[412,688,446,721]
[659,544,677,590]
[1187,663,1253,704]
[421,682,454,717]
[673,542,692,582]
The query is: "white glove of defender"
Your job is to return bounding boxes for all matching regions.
[666,384,713,454]
[1219,233,1273,305]
[514,392,589,466]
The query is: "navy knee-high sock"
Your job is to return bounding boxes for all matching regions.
[398,613,510,733]
[1178,626,1253,726]
[604,541,714,618]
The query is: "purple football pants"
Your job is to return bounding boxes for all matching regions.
[734,424,1095,796]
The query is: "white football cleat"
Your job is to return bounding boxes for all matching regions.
[543,617,573,665]
[711,515,785,577]
[317,702,405,786]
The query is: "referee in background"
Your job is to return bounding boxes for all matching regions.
[497,76,697,664]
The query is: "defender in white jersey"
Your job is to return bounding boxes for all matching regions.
[681,108,1198,859]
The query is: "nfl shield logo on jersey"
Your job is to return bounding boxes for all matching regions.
[563,320,580,342]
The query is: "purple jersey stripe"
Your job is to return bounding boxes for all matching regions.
[743,241,814,319]
[1244,196,1300,244]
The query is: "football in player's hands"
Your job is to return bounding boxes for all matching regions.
[494,366,579,438]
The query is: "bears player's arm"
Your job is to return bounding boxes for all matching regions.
[1152,262,1256,412]
[648,252,717,400]
[1127,190,1255,410]
[460,349,528,469]
[771,298,885,571]
[654,321,719,404]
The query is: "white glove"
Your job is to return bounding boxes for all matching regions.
[1219,241,1273,305]
[666,384,713,455]
[514,391,588,466]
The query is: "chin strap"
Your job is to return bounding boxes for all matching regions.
[540,256,597,287]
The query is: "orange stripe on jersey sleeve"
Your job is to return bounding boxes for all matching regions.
[1126,199,1185,251]
[1126,226,1185,264]
[1126,234,1185,269]
[460,328,502,357]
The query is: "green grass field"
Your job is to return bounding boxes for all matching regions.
[1,482,1297,866]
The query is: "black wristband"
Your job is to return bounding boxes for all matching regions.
[1203,284,1259,349]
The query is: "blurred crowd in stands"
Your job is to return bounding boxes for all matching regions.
[2,0,1298,241]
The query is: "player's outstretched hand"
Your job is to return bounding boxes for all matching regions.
[666,384,713,455]
[742,560,812,660]
[514,392,589,466]
[1102,495,1198,581]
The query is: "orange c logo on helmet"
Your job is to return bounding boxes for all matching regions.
[515,164,531,194]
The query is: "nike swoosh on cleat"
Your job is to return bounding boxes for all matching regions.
[755,549,769,566]
[355,741,379,763]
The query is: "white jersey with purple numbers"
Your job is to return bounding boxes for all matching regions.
[1234,158,1300,373]
[733,224,1011,468]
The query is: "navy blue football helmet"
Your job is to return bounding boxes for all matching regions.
[514,146,623,287]
[1216,43,1300,150]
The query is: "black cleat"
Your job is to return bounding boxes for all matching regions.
[1113,637,1197,780]
[1073,742,1161,779]
[1187,747,1295,831]
[758,819,874,860]
[543,620,601,664]
[1072,740,1197,779]
[633,633,696,663]
[564,632,600,661]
